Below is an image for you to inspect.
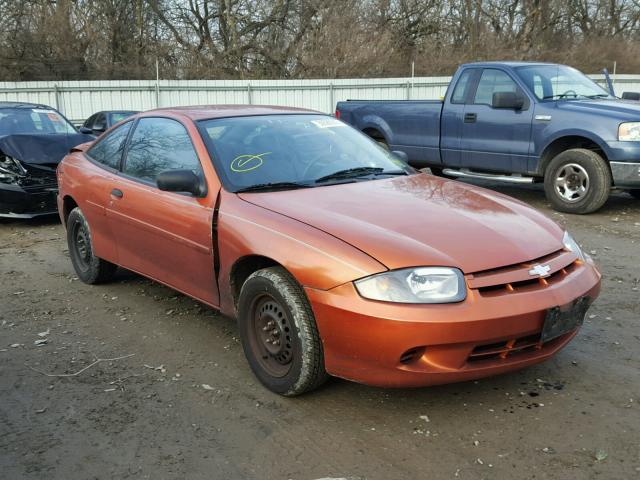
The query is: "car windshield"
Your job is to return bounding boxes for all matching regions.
[199,114,412,192]
[0,107,77,135]
[515,65,612,101]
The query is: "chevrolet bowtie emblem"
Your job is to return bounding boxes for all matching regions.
[529,264,551,277]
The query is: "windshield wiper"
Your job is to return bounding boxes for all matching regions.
[235,181,314,193]
[314,167,406,183]
[586,93,610,99]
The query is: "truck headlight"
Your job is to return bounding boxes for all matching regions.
[0,154,27,183]
[562,231,585,261]
[618,122,640,141]
[354,267,466,304]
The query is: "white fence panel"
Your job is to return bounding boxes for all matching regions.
[1,74,639,124]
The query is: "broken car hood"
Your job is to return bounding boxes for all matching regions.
[239,173,565,274]
[0,133,94,165]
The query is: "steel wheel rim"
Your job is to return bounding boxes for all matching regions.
[248,295,294,378]
[554,163,589,202]
[72,222,91,271]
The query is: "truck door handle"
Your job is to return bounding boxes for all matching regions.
[464,113,477,123]
[111,188,124,198]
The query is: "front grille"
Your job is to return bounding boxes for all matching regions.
[467,249,579,297]
[468,333,542,362]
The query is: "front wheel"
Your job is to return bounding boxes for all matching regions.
[67,207,117,284]
[543,149,611,214]
[237,267,328,396]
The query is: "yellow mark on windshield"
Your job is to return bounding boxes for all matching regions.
[231,152,271,172]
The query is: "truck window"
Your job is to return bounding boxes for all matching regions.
[451,70,474,104]
[473,69,518,105]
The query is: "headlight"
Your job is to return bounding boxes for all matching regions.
[0,154,27,183]
[618,122,640,141]
[562,231,585,261]
[354,267,466,304]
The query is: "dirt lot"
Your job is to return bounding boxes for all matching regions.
[1,181,639,480]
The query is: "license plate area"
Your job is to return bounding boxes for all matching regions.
[541,296,590,343]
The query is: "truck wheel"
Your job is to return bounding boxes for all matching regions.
[629,190,640,200]
[237,267,329,396]
[67,207,117,284]
[543,149,611,214]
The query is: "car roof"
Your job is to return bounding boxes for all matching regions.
[0,101,55,110]
[461,61,563,69]
[141,104,322,121]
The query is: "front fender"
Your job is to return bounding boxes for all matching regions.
[216,191,387,316]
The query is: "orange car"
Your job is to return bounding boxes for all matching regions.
[57,106,601,396]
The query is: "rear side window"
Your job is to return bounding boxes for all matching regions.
[123,117,202,184]
[450,70,474,104]
[474,69,518,105]
[87,122,132,169]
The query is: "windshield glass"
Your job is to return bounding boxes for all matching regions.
[199,114,412,191]
[0,108,77,135]
[109,111,137,124]
[515,65,611,101]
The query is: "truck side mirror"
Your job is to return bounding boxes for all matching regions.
[492,92,525,110]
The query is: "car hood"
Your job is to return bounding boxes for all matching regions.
[556,98,640,121]
[239,174,565,274]
[0,133,95,165]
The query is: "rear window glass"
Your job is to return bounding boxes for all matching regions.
[451,70,474,104]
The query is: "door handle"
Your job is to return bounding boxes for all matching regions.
[111,188,124,198]
[464,112,477,123]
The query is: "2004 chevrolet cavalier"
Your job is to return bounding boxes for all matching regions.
[57,106,601,395]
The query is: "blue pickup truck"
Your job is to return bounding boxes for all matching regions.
[336,62,640,213]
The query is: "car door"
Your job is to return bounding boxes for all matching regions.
[106,116,219,306]
[461,68,534,173]
[440,68,478,168]
[81,121,133,263]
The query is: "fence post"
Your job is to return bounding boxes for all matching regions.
[53,84,62,113]
[329,82,334,114]
[406,81,411,100]
[247,83,252,104]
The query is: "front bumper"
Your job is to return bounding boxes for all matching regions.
[610,161,640,188]
[0,182,59,218]
[306,259,601,388]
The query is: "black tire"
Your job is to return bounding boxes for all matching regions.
[629,190,640,200]
[543,148,611,214]
[66,207,117,284]
[237,266,328,396]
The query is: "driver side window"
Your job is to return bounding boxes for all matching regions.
[474,69,519,105]
[122,117,203,184]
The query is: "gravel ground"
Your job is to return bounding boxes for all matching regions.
[1,181,639,480]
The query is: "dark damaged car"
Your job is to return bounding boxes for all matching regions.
[0,102,94,218]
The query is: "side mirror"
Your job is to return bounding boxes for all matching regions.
[492,91,525,110]
[622,92,640,101]
[391,150,409,163]
[156,169,205,197]
[78,126,93,134]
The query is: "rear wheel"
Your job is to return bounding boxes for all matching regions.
[237,267,328,396]
[543,148,611,214]
[67,207,117,284]
[629,190,640,200]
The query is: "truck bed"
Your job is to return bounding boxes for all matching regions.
[336,100,443,166]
